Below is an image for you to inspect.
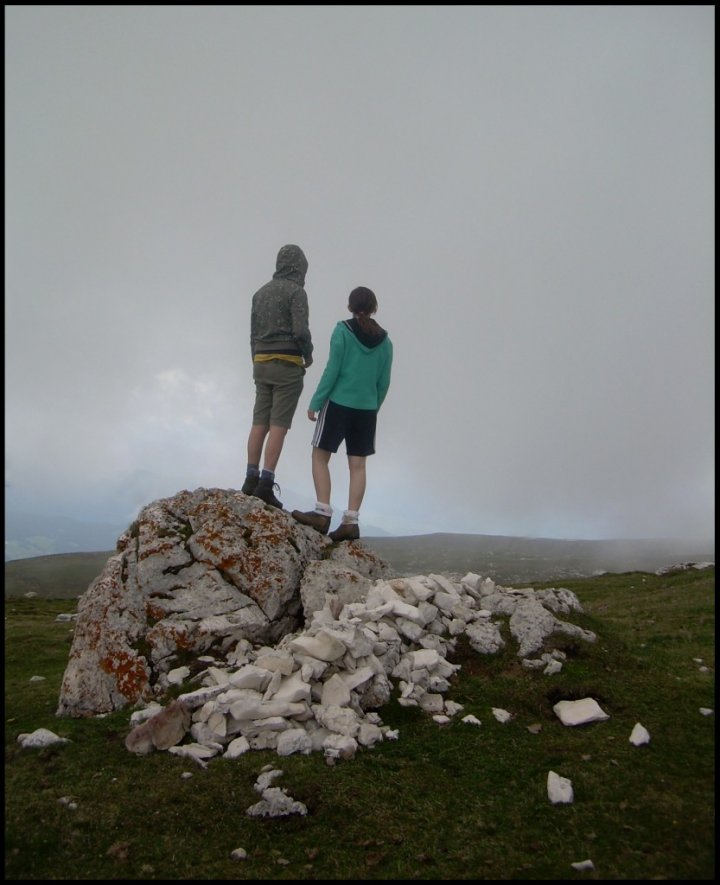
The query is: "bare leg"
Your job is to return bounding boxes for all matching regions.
[247,424,269,465]
[347,455,367,513]
[312,447,332,505]
[262,425,289,473]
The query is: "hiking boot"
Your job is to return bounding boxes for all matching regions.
[253,477,283,509]
[241,474,259,495]
[291,510,331,535]
[329,522,360,542]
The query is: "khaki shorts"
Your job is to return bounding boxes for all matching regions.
[252,359,305,428]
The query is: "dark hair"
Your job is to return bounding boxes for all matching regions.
[348,287,383,337]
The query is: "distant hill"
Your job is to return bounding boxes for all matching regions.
[367,533,715,584]
[4,533,713,599]
[4,505,391,563]
[4,511,127,562]
[4,551,112,599]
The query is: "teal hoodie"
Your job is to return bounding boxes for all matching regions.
[309,319,393,412]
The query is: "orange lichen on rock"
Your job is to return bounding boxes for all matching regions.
[100,651,150,703]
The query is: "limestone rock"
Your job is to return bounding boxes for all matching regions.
[17,728,71,749]
[56,487,392,718]
[547,770,574,804]
[629,722,650,746]
[125,698,191,754]
[553,697,609,726]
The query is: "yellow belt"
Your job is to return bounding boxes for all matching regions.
[254,353,304,366]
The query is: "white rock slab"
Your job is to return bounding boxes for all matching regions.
[271,671,312,703]
[629,722,650,746]
[547,770,574,804]
[167,666,191,685]
[462,714,482,727]
[289,630,346,662]
[553,698,609,726]
[224,736,251,758]
[276,728,313,756]
[228,665,273,690]
[168,742,220,761]
[129,702,165,725]
[444,701,464,717]
[322,733,358,760]
[321,673,351,707]
[571,859,594,872]
[246,786,307,817]
[492,708,512,724]
[17,728,71,748]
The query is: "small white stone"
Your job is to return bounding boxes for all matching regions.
[492,707,512,724]
[444,700,464,717]
[167,666,191,685]
[699,707,714,716]
[547,770,574,804]
[570,859,594,872]
[29,675,46,682]
[180,772,193,780]
[461,714,482,727]
[231,848,248,860]
[246,786,307,817]
[18,728,71,748]
[224,736,251,758]
[629,722,650,746]
[553,698,609,726]
[432,714,451,724]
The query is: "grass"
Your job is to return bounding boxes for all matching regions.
[4,565,715,880]
[4,552,111,600]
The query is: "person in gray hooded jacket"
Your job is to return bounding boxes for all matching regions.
[242,244,313,508]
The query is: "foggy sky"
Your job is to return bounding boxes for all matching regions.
[5,5,715,541]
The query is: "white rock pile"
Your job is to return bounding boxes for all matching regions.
[125,570,597,764]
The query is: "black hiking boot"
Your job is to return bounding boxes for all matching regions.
[329,522,360,542]
[253,477,283,509]
[291,510,331,535]
[241,474,259,495]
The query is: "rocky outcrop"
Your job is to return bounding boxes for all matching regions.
[120,570,597,764]
[56,488,392,718]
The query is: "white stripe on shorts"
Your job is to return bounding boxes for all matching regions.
[312,401,330,447]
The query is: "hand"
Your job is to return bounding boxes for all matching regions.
[308,410,317,421]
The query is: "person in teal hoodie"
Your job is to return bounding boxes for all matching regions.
[292,286,393,541]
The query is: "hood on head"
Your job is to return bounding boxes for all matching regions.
[273,244,308,286]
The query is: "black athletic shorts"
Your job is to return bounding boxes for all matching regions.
[312,400,377,456]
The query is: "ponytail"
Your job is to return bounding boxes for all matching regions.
[348,287,384,338]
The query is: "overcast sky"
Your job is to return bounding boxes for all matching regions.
[5,5,715,541]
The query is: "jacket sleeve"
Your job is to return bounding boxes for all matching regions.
[291,289,313,366]
[309,324,345,412]
[249,294,257,360]
[376,339,393,410]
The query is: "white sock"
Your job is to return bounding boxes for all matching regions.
[315,502,333,517]
[343,510,360,524]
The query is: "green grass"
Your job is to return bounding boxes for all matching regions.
[4,567,715,880]
[4,552,111,600]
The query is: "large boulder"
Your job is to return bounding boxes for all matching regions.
[56,488,392,718]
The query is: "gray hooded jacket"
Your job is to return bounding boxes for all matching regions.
[250,244,313,366]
